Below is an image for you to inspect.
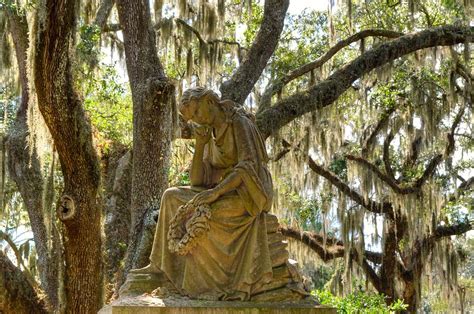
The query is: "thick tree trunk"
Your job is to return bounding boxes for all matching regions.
[116,0,174,277]
[5,8,59,308]
[34,0,102,312]
[0,250,48,314]
[378,220,400,304]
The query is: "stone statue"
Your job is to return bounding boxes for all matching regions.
[127,87,306,302]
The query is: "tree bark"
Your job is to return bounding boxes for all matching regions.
[116,0,175,278]
[5,7,59,308]
[0,251,48,314]
[34,0,102,312]
[256,25,474,138]
[94,0,115,30]
[220,0,289,104]
[259,29,403,111]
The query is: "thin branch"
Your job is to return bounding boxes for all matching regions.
[458,176,474,192]
[306,155,394,218]
[454,132,474,140]
[410,106,465,189]
[414,154,443,187]
[445,106,465,157]
[405,133,423,168]
[175,18,246,49]
[361,107,396,156]
[418,2,433,27]
[347,105,466,195]
[409,219,473,279]
[260,29,403,110]
[361,258,382,292]
[383,131,397,182]
[347,154,421,194]
[280,226,383,291]
[0,231,24,269]
[280,227,344,262]
[0,231,36,288]
[175,18,206,46]
[456,62,473,81]
[365,250,383,264]
[271,139,292,162]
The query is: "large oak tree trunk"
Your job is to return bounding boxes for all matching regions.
[34,0,102,312]
[116,0,174,278]
[5,7,59,308]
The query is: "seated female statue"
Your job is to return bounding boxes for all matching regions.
[132,87,274,301]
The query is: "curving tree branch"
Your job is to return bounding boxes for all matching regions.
[346,155,419,194]
[280,227,344,262]
[220,0,289,104]
[0,231,35,287]
[433,221,473,239]
[280,226,383,291]
[346,104,466,196]
[383,131,397,182]
[175,18,245,51]
[307,155,394,218]
[256,25,474,138]
[361,107,396,156]
[260,29,403,110]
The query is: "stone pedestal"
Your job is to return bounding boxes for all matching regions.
[99,295,336,314]
[107,213,335,313]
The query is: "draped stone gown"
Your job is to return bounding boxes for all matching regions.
[149,107,274,301]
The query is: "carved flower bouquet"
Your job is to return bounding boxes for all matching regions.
[167,202,212,255]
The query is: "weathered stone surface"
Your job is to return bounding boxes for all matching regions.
[251,286,305,302]
[265,213,280,233]
[267,232,285,245]
[270,244,289,267]
[119,273,173,297]
[99,296,336,314]
[269,238,288,252]
[252,265,291,295]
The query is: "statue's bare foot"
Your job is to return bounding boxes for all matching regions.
[130,264,162,274]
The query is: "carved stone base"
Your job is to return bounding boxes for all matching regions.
[99,296,336,314]
[118,273,171,297]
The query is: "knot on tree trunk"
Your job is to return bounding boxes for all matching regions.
[57,195,76,221]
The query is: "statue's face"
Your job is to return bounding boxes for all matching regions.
[180,97,213,126]
[179,100,197,122]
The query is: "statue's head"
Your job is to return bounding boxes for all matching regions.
[179,87,221,125]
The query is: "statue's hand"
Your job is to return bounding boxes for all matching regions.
[191,189,219,206]
[194,125,211,146]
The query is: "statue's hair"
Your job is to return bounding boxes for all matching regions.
[180,87,220,108]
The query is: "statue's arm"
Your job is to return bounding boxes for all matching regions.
[190,127,211,186]
[213,172,242,196]
[211,115,257,196]
[190,141,207,186]
[190,171,242,206]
